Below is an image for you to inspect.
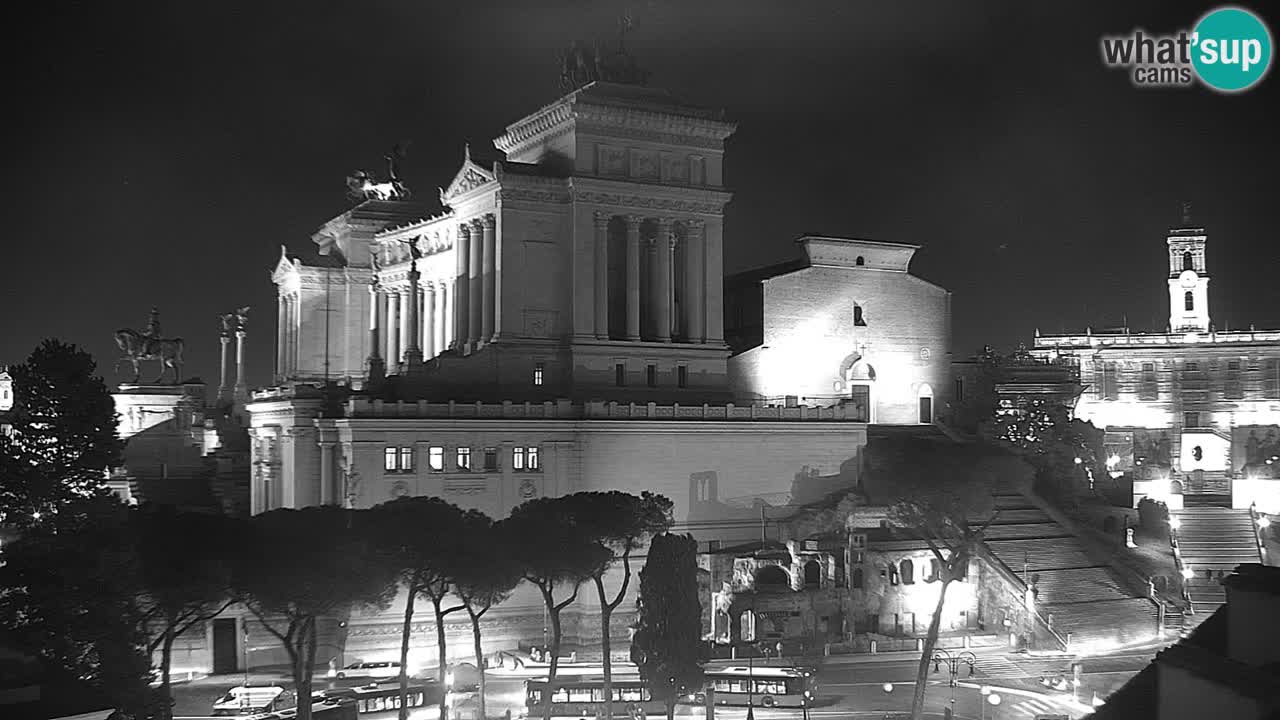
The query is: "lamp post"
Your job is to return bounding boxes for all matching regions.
[930,649,976,720]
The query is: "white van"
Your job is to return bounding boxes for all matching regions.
[211,685,297,716]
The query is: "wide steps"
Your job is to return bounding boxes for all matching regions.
[982,523,1074,540]
[1046,599,1160,647]
[1032,567,1133,605]
[986,539,1097,572]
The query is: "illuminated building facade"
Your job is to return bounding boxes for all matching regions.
[725,236,952,424]
[239,80,954,672]
[1030,216,1280,512]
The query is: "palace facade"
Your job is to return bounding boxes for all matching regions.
[1030,214,1280,512]
[236,80,954,672]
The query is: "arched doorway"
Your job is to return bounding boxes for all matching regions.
[917,383,934,424]
[755,565,789,591]
[803,560,821,588]
[844,359,876,423]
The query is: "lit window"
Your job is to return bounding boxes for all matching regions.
[526,445,539,471]
[514,446,525,470]
[456,447,471,471]
[428,446,444,472]
[384,447,397,472]
[533,362,544,386]
[514,446,540,472]
[678,366,688,388]
[399,447,414,472]
[483,447,498,471]
[646,364,656,387]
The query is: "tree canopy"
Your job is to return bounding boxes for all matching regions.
[632,533,703,720]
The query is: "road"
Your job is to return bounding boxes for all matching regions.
[170,645,1158,720]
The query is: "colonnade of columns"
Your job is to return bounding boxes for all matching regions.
[369,278,456,373]
[592,212,709,344]
[276,291,301,379]
[455,214,498,351]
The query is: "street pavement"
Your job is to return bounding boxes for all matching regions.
[170,641,1157,720]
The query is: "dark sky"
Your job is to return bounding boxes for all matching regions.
[4,1,1277,391]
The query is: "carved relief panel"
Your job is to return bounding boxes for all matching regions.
[598,145,626,176]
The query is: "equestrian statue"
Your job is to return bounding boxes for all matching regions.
[114,307,185,384]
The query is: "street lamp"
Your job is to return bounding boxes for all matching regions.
[930,649,976,720]
[979,686,1002,720]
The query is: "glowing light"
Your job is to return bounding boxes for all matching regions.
[1181,566,1195,580]
[1107,454,1121,467]
[1074,457,1083,464]
[1260,516,1272,529]
[882,683,894,694]
[980,686,991,696]
[987,693,1001,706]
[1169,517,1181,530]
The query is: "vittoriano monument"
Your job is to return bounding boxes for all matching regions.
[114,307,185,384]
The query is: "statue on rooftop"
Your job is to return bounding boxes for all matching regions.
[557,16,650,94]
[346,143,411,202]
[115,308,185,384]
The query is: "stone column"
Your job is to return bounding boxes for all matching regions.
[654,218,674,342]
[424,283,437,358]
[481,214,496,342]
[685,219,706,343]
[468,219,484,348]
[455,224,471,349]
[286,295,297,377]
[625,215,642,341]
[234,329,248,403]
[218,333,231,401]
[593,211,610,339]
[275,295,286,381]
[319,440,336,505]
[367,284,384,382]
[403,268,422,369]
[440,283,451,351]
[704,217,725,344]
[386,291,400,372]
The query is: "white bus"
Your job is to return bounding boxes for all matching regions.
[702,666,816,708]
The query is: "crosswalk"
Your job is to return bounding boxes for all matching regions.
[971,655,1028,680]
[1006,695,1071,717]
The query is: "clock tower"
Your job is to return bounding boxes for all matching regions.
[1167,204,1210,333]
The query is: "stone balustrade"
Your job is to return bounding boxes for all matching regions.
[343,397,866,421]
[1035,329,1280,349]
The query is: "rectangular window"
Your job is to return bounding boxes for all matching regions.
[513,446,539,471]
[646,364,657,387]
[1142,362,1155,372]
[428,446,444,472]
[1102,362,1118,400]
[954,377,964,402]
[1184,412,1200,428]
[456,446,471,471]
[398,447,414,472]
[677,365,688,388]
[483,447,498,471]
[615,362,626,386]
[1228,360,1241,371]
[526,445,539,471]
[385,447,398,472]
[1140,364,1158,401]
[533,362,544,386]
[1186,361,1200,372]
[513,446,526,471]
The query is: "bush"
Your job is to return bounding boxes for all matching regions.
[1137,498,1169,531]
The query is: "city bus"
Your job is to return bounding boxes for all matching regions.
[702,666,816,708]
[523,675,681,720]
[319,683,443,719]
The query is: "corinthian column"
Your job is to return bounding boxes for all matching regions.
[234,328,248,403]
[403,266,422,370]
[468,218,483,348]
[481,214,496,342]
[399,287,415,367]
[423,283,437,358]
[625,215,642,341]
[275,294,286,381]
[593,211,610,339]
[386,291,400,372]
[654,218,674,343]
[367,283,384,382]
[455,224,471,350]
[685,219,706,343]
[218,332,231,401]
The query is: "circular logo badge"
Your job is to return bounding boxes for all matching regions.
[1192,7,1273,92]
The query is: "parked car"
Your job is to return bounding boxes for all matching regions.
[333,660,403,680]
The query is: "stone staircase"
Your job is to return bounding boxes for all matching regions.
[981,492,1159,649]
[1172,506,1261,619]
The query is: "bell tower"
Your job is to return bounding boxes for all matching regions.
[1167,202,1210,333]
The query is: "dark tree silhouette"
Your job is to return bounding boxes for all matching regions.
[234,507,398,720]
[453,513,522,720]
[0,339,122,528]
[568,491,674,720]
[0,497,153,718]
[632,533,703,720]
[370,497,478,720]
[137,508,241,720]
[503,496,611,720]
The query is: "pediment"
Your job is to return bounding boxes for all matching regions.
[441,151,496,204]
[271,246,300,284]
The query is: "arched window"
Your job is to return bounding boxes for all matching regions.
[1183,251,1193,271]
[855,256,865,266]
[1185,291,1194,311]
[803,560,821,588]
[854,305,867,327]
[851,567,864,589]
[755,565,789,590]
[900,559,915,585]
[928,559,940,582]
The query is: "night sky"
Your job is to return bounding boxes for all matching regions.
[4,1,1277,391]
